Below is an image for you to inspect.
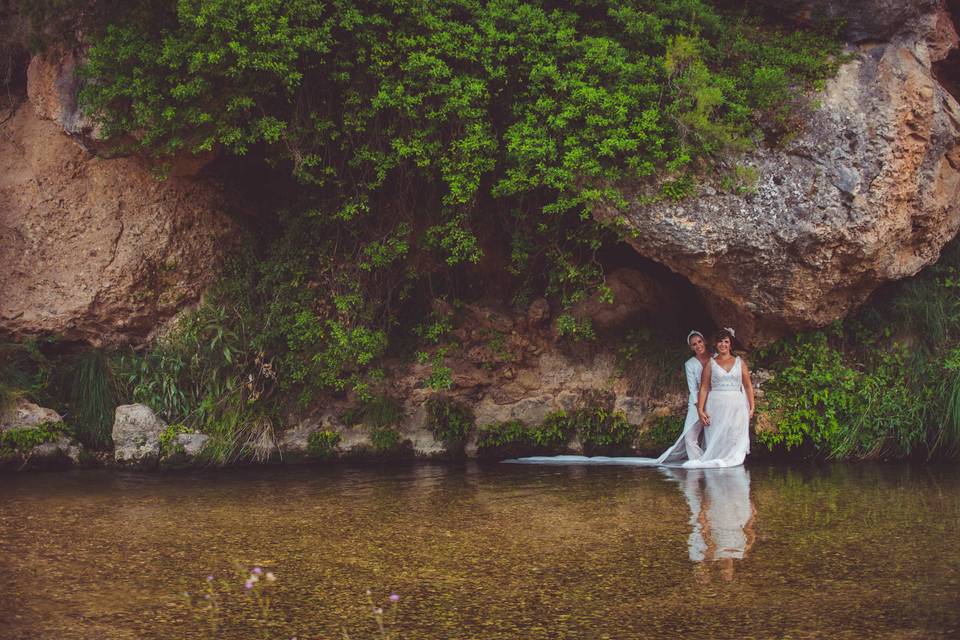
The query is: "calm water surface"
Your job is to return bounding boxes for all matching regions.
[1,463,958,639]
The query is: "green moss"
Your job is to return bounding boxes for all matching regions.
[306,429,340,460]
[0,421,67,455]
[158,423,191,457]
[424,396,474,454]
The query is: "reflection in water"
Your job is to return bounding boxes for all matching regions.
[2,464,959,639]
[662,467,756,580]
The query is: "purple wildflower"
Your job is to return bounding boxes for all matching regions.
[389,593,400,602]
[252,566,263,575]
[206,575,214,582]
[244,579,255,590]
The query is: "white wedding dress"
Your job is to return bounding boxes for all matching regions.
[681,357,750,469]
[503,356,750,468]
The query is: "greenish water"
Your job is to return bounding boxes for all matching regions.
[1,463,958,639]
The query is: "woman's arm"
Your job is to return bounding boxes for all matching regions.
[685,360,699,397]
[741,358,755,419]
[697,362,712,426]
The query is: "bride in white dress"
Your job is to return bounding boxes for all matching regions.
[683,328,755,469]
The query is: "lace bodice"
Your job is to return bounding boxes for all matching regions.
[710,357,742,392]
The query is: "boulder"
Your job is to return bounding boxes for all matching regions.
[113,404,166,468]
[175,432,209,458]
[0,397,62,430]
[775,0,942,44]
[0,51,240,347]
[0,398,81,468]
[603,37,960,345]
[28,437,82,466]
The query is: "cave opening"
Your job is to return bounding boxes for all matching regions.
[598,242,716,344]
[0,3,30,107]
[932,0,960,103]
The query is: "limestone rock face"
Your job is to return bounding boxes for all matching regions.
[113,404,166,468]
[777,0,943,44]
[0,52,239,346]
[604,5,960,344]
[0,397,62,430]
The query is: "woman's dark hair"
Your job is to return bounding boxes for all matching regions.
[712,328,737,349]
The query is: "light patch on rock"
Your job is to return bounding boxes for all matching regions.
[0,397,62,431]
[113,404,166,468]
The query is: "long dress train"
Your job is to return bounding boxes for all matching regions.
[503,357,710,467]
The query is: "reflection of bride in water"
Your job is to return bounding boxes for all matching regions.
[662,466,756,580]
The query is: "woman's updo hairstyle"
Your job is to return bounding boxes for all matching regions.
[712,328,738,352]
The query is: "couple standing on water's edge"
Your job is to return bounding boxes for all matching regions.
[508,327,755,468]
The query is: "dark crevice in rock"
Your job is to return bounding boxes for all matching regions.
[933,1,960,102]
[599,242,716,339]
[0,2,30,103]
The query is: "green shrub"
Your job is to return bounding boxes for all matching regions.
[369,427,402,454]
[636,414,683,452]
[306,429,341,460]
[424,396,474,453]
[528,412,574,449]
[555,315,596,342]
[759,328,932,459]
[758,330,859,453]
[571,402,636,450]
[0,421,67,455]
[476,420,528,451]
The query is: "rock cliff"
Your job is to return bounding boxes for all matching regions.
[602,0,960,344]
[0,49,239,346]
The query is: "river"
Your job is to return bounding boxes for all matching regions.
[1,463,958,639]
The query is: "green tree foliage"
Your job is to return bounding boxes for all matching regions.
[71,1,841,427]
